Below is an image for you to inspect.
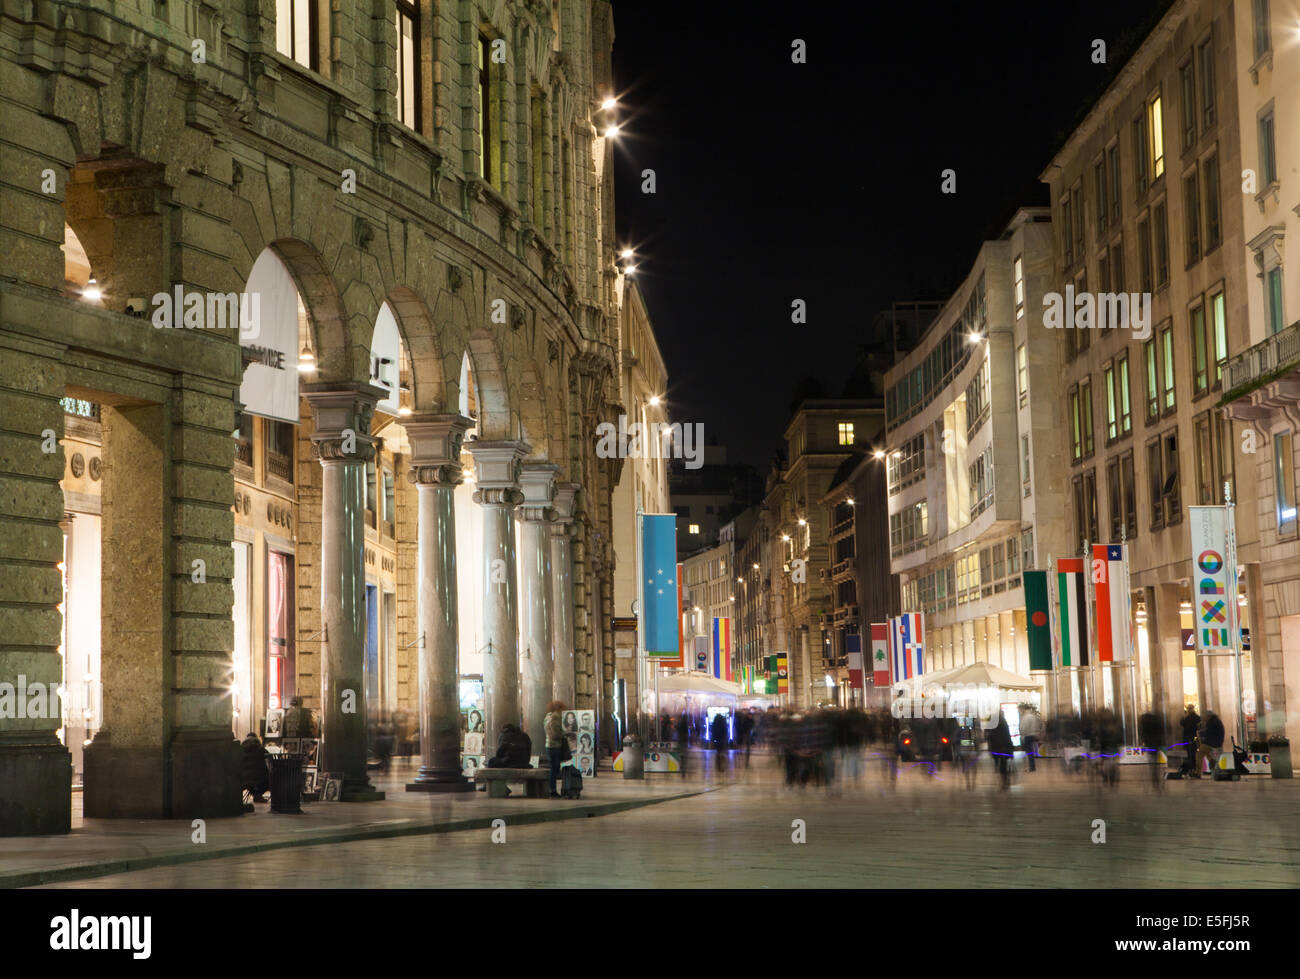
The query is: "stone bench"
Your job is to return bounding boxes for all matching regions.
[474,767,548,798]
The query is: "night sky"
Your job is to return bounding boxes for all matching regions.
[611,0,1172,471]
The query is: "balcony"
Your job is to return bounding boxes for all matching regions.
[1222,321,1300,420]
[830,557,852,579]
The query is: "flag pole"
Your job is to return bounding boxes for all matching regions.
[1226,481,1246,750]
[635,507,645,742]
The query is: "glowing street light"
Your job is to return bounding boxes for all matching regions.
[648,395,661,407]
[620,247,634,260]
[604,124,621,138]
[873,449,885,460]
[601,96,617,111]
[82,277,102,303]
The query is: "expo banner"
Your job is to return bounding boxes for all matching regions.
[1187,506,1236,651]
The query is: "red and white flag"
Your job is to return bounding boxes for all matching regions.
[870,623,890,686]
[1092,543,1132,661]
[846,634,864,689]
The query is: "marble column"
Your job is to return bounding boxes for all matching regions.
[551,483,579,705]
[466,440,529,755]
[405,414,475,792]
[304,384,385,802]
[518,464,559,754]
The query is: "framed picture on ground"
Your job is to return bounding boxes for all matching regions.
[301,739,319,766]
[302,768,318,794]
[462,755,482,779]
[265,709,285,738]
[320,775,343,802]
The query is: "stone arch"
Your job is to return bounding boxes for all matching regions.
[250,239,351,386]
[384,286,446,412]
[517,361,551,460]
[465,327,511,439]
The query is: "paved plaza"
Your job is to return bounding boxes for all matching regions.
[26,750,1300,888]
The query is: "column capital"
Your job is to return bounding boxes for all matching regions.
[551,482,580,536]
[518,463,561,522]
[405,413,473,487]
[303,383,387,463]
[466,439,530,508]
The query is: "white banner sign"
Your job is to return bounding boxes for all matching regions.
[371,302,401,416]
[239,250,301,423]
[1188,506,1235,651]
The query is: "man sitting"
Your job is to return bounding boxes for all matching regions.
[484,723,533,769]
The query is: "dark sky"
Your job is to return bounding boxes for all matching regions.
[611,0,1171,471]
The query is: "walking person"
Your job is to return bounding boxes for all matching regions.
[710,710,730,778]
[1019,705,1043,773]
[1179,704,1201,776]
[676,710,689,778]
[1139,709,1165,792]
[1196,710,1225,777]
[543,700,567,798]
[988,710,1014,790]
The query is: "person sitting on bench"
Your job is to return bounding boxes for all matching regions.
[484,723,533,768]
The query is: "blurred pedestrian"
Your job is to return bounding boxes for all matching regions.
[1195,710,1225,777]
[988,710,1013,790]
[240,731,270,803]
[710,710,729,776]
[544,700,566,798]
[1139,709,1165,792]
[676,710,689,778]
[1019,705,1043,772]
[1179,704,1201,776]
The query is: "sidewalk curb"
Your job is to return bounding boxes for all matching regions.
[8,787,716,889]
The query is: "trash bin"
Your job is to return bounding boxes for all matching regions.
[1269,738,1293,779]
[268,754,304,813]
[622,735,644,780]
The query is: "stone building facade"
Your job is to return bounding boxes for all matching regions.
[0,0,629,834]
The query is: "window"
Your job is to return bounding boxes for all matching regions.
[1267,267,1285,335]
[838,421,855,446]
[1259,108,1277,186]
[1144,339,1159,420]
[1107,457,1122,540]
[383,469,396,533]
[1098,250,1111,296]
[395,1,418,129]
[1073,469,1099,550]
[1111,238,1125,293]
[1147,438,1165,530]
[1138,217,1153,293]
[1163,431,1182,524]
[365,459,378,528]
[1190,303,1208,395]
[1161,323,1176,413]
[1022,529,1035,570]
[1105,363,1118,440]
[1070,386,1083,462]
[1081,378,1094,457]
[1118,353,1132,434]
[1076,271,1089,352]
[531,93,547,231]
[1153,200,1169,286]
[267,419,295,483]
[1072,184,1084,257]
[890,501,929,556]
[1062,195,1074,266]
[1007,536,1020,577]
[477,34,493,182]
[1107,142,1122,223]
[1183,170,1201,265]
[1210,291,1227,386]
[276,0,316,70]
[1133,114,1149,197]
[966,357,990,440]
[1121,451,1138,538]
[969,448,994,520]
[1179,60,1196,151]
[1216,413,1235,506]
[1278,432,1297,536]
[1194,413,1214,504]
[1095,161,1108,235]
[1202,152,1221,251]
[689,524,700,535]
[887,434,925,494]
[1022,433,1032,497]
[1198,37,1216,131]
[1016,343,1028,406]
[1149,93,1165,180]
[1108,453,1138,540]
[1013,256,1024,318]
[1253,0,1271,62]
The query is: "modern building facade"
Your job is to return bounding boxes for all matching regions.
[883,209,1067,697]
[1,0,629,834]
[1041,0,1262,735]
[1221,0,1300,750]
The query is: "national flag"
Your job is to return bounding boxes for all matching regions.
[1093,544,1131,662]
[661,561,685,668]
[1057,558,1089,666]
[891,613,924,679]
[639,514,680,658]
[870,623,890,686]
[1024,570,1053,670]
[846,633,864,689]
[776,653,788,694]
[711,617,731,680]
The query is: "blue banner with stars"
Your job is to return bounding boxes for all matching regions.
[640,513,680,658]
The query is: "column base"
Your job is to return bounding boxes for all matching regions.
[0,742,72,836]
[341,776,385,802]
[405,767,475,792]
[85,733,242,819]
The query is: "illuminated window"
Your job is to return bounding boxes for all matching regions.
[395,2,418,130]
[838,422,854,446]
[1161,324,1176,412]
[1149,93,1165,179]
[276,0,316,70]
[1277,433,1297,536]
[1013,256,1024,317]
[689,524,700,535]
[1211,291,1227,385]
[1191,303,1208,395]
[1259,107,1277,186]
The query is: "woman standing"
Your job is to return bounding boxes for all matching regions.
[544,700,568,798]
